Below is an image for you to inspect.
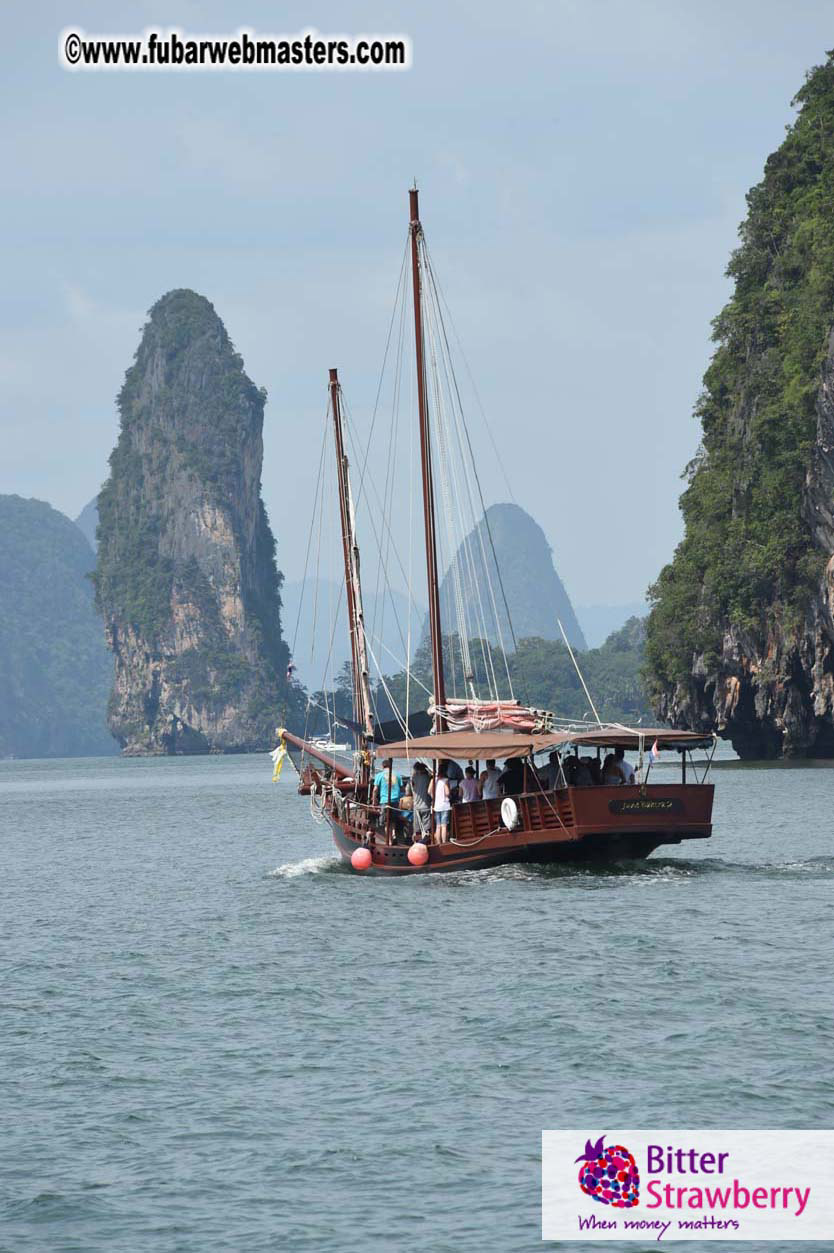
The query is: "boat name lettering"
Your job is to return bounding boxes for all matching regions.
[608,797,683,814]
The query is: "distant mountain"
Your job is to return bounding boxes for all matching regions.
[0,495,116,758]
[576,601,647,650]
[437,502,586,651]
[282,578,426,687]
[75,498,99,550]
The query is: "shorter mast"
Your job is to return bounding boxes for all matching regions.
[329,368,374,754]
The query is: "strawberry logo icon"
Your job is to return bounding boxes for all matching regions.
[576,1135,640,1207]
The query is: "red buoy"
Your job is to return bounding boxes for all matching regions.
[351,846,372,871]
[407,841,429,866]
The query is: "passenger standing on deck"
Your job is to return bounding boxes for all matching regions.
[410,761,432,836]
[445,758,464,804]
[543,751,564,789]
[498,755,525,796]
[460,766,480,802]
[602,753,621,784]
[480,759,502,800]
[430,764,452,843]
[615,746,636,785]
[562,752,579,785]
[372,758,404,834]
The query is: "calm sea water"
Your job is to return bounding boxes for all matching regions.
[1,754,832,1252]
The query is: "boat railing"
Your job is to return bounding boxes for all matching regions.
[336,789,576,845]
[330,773,714,847]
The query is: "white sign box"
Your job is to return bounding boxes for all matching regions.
[542,1130,834,1241]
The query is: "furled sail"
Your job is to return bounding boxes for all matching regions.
[428,699,553,734]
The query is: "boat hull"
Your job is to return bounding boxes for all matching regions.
[328,783,713,875]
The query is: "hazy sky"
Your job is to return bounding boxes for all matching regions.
[3,2,833,607]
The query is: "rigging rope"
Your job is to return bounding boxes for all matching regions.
[423,251,502,699]
[290,410,329,661]
[420,236,515,700]
[423,238,519,673]
[425,242,518,507]
[364,635,410,737]
[365,633,433,700]
[424,276,473,695]
[297,217,535,739]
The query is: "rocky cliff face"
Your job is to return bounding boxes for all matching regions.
[652,615,834,760]
[646,53,834,758]
[95,290,293,754]
[655,329,834,760]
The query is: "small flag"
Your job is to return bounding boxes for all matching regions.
[649,739,660,764]
[286,661,296,682]
[270,742,287,782]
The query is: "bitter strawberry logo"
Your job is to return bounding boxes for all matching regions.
[576,1135,640,1208]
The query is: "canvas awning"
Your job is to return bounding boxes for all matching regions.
[374,730,574,761]
[571,728,715,751]
[374,726,715,760]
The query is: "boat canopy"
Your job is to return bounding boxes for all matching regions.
[570,728,715,751]
[374,726,715,760]
[374,730,575,761]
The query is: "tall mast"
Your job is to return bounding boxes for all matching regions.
[409,187,447,728]
[329,368,374,750]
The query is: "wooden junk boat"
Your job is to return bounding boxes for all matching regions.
[276,189,716,874]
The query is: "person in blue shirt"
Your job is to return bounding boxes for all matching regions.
[372,758,403,806]
[372,758,407,838]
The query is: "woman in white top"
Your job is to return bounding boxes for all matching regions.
[429,763,451,843]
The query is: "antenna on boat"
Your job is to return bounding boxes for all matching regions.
[409,186,447,730]
[557,618,603,727]
[329,367,374,770]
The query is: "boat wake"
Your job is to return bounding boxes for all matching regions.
[268,855,342,879]
[428,853,834,887]
[645,854,834,879]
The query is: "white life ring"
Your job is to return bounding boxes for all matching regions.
[500,797,520,830]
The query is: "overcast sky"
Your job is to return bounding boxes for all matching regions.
[3,2,833,607]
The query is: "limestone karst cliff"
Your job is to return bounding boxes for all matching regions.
[645,52,834,758]
[95,289,294,753]
[437,502,587,653]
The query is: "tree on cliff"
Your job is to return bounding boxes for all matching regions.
[646,50,834,757]
[95,289,298,754]
[372,618,650,729]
